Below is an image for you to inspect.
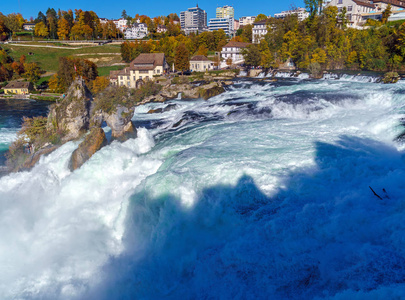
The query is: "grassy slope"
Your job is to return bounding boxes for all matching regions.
[2,44,123,73]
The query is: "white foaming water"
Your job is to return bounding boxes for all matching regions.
[1,78,405,299]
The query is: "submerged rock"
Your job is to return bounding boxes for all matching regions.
[69,127,108,171]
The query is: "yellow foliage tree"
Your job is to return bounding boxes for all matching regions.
[57,18,70,40]
[91,76,110,94]
[34,22,49,37]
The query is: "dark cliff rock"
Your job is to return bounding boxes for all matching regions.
[69,127,108,171]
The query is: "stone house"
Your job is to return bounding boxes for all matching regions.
[190,55,214,72]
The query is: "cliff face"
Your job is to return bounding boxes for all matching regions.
[69,127,108,171]
[47,78,93,142]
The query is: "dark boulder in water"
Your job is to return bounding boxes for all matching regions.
[199,85,225,100]
[69,127,108,171]
[148,104,178,114]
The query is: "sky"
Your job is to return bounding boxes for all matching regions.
[1,0,306,21]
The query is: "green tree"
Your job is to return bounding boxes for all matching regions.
[255,14,268,23]
[175,43,190,74]
[23,62,42,83]
[241,44,261,67]
[382,4,392,24]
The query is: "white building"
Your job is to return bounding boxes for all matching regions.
[252,19,269,44]
[221,41,251,68]
[180,5,208,34]
[216,5,234,18]
[274,7,309,21]
[327,0,375,28]
[209,17,235,36]
[239,16,256,26]
[124,23,149,39]
[112,18,128,32]
[114,53,169,88]
[157,25,167,34]
[190,55,214,72]
[99,18,109,25]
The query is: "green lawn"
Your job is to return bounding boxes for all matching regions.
[2,44,123,72]
[97,65,127,77]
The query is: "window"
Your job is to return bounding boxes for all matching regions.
[347,14,352,21]
[348,6,352,11]
[338,0,343,4]
[139,76,142,80]
[157,69,160,74]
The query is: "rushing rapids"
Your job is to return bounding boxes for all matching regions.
[1,76,405,299]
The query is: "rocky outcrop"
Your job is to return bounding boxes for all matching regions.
[47,78,93,141]
[199,85,225,100]
[148,104,178,114]
[141,80,231,103]
[382,72,399,84]
[91,105,137,142]
[69,127,107,171]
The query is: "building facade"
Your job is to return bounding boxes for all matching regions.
[112,18,128,32]
[274,7,309,21]
[113,53,169,88]
[124,23,149,39]
[252,19,269,44]
[208,17,235,35]
[190,55,214,72]
[216,5,235,18]
[239,16,256,26]
[327,0,375,28]
[180,5,208,35]
[221,41,251,68]
[22,23,35,31]
[4,81,33,94]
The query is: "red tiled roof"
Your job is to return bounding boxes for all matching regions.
[373,0,405,8]
[353,0,376,8]
[223,41,251,48]
[129,53,166,70]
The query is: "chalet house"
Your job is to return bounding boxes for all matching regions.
[124,23,149,39]
[113,53,169,88]
[221,41,251,68]
[190,55,214,72]
[4,81,33,94]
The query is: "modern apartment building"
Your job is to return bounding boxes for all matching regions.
[180,5,208,35]
[216,5,235,18]
[208,17,235,35]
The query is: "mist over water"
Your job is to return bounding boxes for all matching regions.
[1,77,405,299]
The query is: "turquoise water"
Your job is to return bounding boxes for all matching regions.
[0,98,52,165]
[1,77,405,299]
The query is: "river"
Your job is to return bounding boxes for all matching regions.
[0,75,405,299]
